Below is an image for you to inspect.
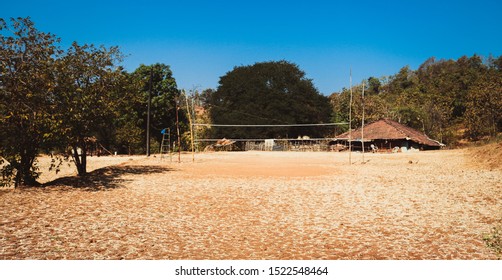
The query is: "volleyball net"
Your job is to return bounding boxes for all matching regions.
[192,122,349,152]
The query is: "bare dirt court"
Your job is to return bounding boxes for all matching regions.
[1,149,501,259]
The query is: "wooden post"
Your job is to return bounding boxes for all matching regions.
[175,94,181,163]
[185,91,195,162]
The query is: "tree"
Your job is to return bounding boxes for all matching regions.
[112,71,144,155]
[131,63,185,150]
[53,42,125,176]
[209,61,332,139]
[330,83,387,134]
[0,17,60,186]
[194,88,214,108]
[464,71,502,139]
[366,76,381,95]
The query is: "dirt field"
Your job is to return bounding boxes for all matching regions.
[1,149,501,259]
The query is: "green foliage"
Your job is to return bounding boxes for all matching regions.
[330,81,388,134]
[209,61,332,139]
[191,88,214,142]
[483,219,502,259]
[0,17,60,186]
[464,68,502,139]
[1,18,186,185]
[115,116,143,155]
[53,42,126,176]
[131,63,187,148]
[366,77,381,95]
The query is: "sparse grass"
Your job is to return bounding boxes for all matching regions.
[483,219,502,260]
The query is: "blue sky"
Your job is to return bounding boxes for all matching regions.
[2,0,501,95]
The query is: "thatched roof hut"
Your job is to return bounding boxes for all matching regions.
[336,118,443,151]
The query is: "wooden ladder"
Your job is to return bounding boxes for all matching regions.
[159,128,171,161]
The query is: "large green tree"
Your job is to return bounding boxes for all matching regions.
[209,61,332,139]
[0,17,60,186]
[131,63,185,151]
[53,42,126,176]
[112,71,144,155]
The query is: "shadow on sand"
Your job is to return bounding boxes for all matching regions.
[42,165,172,191]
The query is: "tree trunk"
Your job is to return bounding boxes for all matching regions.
[72,139,87,176]
[14,149,40,187]
[80,143,87,176]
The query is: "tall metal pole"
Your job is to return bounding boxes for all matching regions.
[168,128,172,162]
[146,67,152,157]
[349,68,352,164]
[175,93,181,163]
[361,81,365,162]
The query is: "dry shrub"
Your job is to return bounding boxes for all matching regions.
[483,219,502,259]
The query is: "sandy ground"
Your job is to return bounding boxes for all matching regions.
[1,149,501,259]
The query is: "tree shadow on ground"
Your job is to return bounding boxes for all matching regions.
[42,165,172,191]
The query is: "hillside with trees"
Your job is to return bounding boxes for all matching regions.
[330,55,502,145]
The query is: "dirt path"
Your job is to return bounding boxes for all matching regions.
[1,150,501,259]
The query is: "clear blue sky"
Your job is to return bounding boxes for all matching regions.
[2,0,501,95]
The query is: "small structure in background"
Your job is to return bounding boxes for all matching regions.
[264,139,275,151]
[84,136,113,156]
[335,118,444,152]
[204,138,237,152]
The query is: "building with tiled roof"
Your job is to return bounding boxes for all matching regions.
[336,118,443,151]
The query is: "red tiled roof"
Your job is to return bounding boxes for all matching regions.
[337,118,442,147]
